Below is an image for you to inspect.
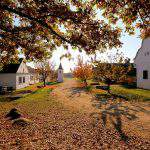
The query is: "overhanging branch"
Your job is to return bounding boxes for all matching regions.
[0,4,74,45]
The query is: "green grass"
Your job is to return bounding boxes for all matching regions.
[15,82,43,93]
[0,82,57,103]
[85,85,93,92]
[90,80,150,101]
[0,87,62,117]
[46,81,58,85]
[111,85,150,101]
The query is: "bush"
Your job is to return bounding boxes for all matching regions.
[85,85,93,92]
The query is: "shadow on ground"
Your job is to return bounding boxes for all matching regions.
[90,93,150,142]
[69,87,88,97]
[0,90,36,102]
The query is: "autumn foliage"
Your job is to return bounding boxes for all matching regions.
[96,0,149,34]
[73,57,93,87]
[140,28,150,39]
[36,59,55,87]
[0,0,122,64]
[0,0,149,64]
[93,52,132,93]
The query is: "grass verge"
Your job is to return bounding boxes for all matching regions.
[111,85,150,101]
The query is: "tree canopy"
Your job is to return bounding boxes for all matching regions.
[96,0,149,33]
[0,0,149,64]
[73,56,93,87]
[93,52,132,93]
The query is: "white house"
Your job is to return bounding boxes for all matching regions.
[0,59,39,89]
[134,37,150,89]
[57,63,63,82]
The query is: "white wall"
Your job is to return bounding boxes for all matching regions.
[0,74,16,89]
[57,69,63,82]
[15,61,30,89]
[136,64,150,89]
[0,61,39,90]
[16,74,30,89]
[135,38,150,64]
[134,37,150,89]
[17,61,29,73]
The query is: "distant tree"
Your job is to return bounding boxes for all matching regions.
[36,59,55,87]
[93,52,131,93]
[50,69,58,82]
[73,57,93,87]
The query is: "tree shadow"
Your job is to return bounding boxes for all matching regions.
[69,87,87,97]
[129,104,150,114]
[0,89,40,102]
[120,83,137,89]
[90,93,141,142]
[15,90,33,94]
[0,95,22,102]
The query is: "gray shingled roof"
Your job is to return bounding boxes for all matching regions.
[0,58,23,73]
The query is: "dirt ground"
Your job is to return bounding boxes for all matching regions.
[52,78,150,139]
[0,78,149,149]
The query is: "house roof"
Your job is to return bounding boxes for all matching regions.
[0,64,20,73]
[0,58,23,73]
[134,37,150,61]
[94,62,134,67]
[58,63,63,69]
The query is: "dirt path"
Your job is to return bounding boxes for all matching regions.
[52,78,97,113]
[52,78,150,139]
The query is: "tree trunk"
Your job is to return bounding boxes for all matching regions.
[84,79,88,87]
[107,84,111,94]
[43,78,46,87]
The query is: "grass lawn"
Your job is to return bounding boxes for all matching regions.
[90,80,150,101]
[0,85,60,110]
[0,82,59,103]
[111,85,150,101]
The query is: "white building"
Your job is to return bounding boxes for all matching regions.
[0,59,39,89]
[57,63,63,82]
[134,37,150,89]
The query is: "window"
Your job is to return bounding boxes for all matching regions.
[19,77,22,84]
[143,70,148,79]
[23,77,25,83]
